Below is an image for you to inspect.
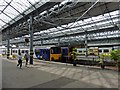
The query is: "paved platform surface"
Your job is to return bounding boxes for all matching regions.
[1,57,119,89]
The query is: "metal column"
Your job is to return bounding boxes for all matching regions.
[118,2,120,30]
[41,39,43,46]
[85,31,88,57]
[11,48,12,55]
[7,29,10,59]
[29,16,33,64]
[58,38,60,46]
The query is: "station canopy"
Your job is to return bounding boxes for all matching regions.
[0,0,42,29]
[0,0,120,46]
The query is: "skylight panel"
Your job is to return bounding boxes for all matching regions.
[84,18,92,22]
[113,18,119,23]
[103,13,110,18]
[0,5,6,11]
[110,10,119,16]
[10,1,28,13]
[0,13,11,23]
[4,5,19,17]
[0,21,5,27]
[0,0,7,7]
[57,26,63,29]
[96,20,112,26]
[0,0,45,29]
[92,16,98,20]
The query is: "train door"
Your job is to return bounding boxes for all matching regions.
[88,48,94,55]
[61,47,69,62]
[93,47,99,56]
[46,49,50,61]
[44,49,50,61]
[42,49,45,60]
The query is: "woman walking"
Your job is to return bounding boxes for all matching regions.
[17,52,22,69]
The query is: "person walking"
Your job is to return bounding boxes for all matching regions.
[24,50,29,67]
[70,48,79,66]
[17,52,22,69]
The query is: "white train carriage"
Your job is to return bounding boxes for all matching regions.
[12,48,18,55]
[76,48,86,55]
[98,47,113,55]
[88,47,99,56]
[11,47,37,59]
[76,47,99,56]
[20,48,29,56]
[0,46,7,56]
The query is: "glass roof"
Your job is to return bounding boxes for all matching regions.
[1,1,120,46]
[5,9,120,45]
[33,10,119,36]
[0,0,40,29]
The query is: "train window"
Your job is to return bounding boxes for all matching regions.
[83,50,86,52]
[89,49,93,51]
[12,50,15,53]
[3,50,5,52]
[62,49,65,53]
[22,50,24,53]
[104,49,109,53]
[43,50,45,54]
[26,50,28,53]
[99,50,102,52]
[35,49,39,52]
[35,49,40,54]
[45,50,47,54]
[51,47,61,54]
[79,51,82,53]
[51,49,53,54]
[13,50,15,53]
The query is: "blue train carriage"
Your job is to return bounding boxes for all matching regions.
[34,46,73,62]
[61,47,70,62]
[34,46,50,61]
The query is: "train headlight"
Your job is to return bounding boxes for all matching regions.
[37,55,40,58]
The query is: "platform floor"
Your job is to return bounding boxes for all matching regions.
[1,57,119,89]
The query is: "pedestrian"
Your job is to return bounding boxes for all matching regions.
[17,52,22,69]
[70,48,78,66]
[24,50,29,67]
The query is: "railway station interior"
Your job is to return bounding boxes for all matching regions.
[0,0,120,89]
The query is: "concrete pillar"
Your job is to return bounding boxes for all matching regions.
[29,16,33,64]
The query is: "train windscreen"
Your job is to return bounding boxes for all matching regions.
[51,47,61,54]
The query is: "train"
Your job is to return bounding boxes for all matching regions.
[0,46,119,63]
[0,46,70,62]
[76,47,114,56]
